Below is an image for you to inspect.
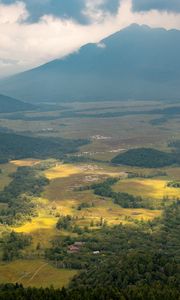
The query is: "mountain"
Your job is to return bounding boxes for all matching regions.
[0,24,180,103]
[0,94,36,113]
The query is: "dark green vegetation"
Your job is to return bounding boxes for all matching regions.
[0,283,179,300]
[0,94,36,113]
[77,202,94,210]
[43,201,180,299]
[127,171,167,179]
[0,166,49,225]
[1,232,32,262]
[0,132,88,163]
[56,216,73,231]
[112,148,179,168]
[1,25,180,103]
[167,181,180,188]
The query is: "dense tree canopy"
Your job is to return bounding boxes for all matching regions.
[46,202,179,298]
[0,166,49,225]
[1,232,32,262]
[0,132,88,163]
[111,148,178,168]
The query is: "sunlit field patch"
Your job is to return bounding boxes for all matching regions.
[11,159,41,167]
[44,164,81,180]
[12,208,59,248]
[113,178,180,200]
[45,162,127,181]
[0,259,77,288]
[13,213,57,235]
[72,199,161,226]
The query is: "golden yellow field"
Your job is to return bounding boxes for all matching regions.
[0,259,77,288]
[12,207,59,248]
[11,174,162,254]
[44,164,81,180]
[14,211,56,235]
[44,162,127,180]
[113,178,180,200]
[11,159,41,167]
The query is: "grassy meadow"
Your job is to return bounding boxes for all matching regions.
[0,260,77,288]
[113,178,180,200]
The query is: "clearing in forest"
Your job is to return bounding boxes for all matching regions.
[113,178,180,200]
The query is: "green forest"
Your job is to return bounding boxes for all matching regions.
[111,148,179,168]
[0,201,179,299]
[0,132,88,163]
[0,166,49,225]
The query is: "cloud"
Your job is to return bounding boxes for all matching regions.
[83,0,120,22]
[133,0,180,13]
[1,0,120,23]
[0,0,180,77]
[0,1,28,23]
[97,42,106,48]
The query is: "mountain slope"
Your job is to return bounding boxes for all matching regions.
[0,94,36,113]
[0,24,180,103]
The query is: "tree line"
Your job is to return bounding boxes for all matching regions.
[84,177,149,209]
[0,166,49,225]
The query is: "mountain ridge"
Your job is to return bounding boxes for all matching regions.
[0,94,36,113]
[0,24,180,103]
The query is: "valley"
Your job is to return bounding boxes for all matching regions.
[0,99,179,291]
[1,1,180,297]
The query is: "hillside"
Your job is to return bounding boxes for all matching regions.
[0,24,180,103]
[0,132,88,163]
[111,148,178,168]
[0,94,36,113]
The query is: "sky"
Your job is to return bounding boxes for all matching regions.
[0,0,180,78]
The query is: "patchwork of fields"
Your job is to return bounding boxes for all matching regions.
[0,100,180,288]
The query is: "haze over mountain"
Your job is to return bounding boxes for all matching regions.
[0,24,180,103]
[0,94,36,113]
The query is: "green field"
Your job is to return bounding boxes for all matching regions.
[0,260,77,288]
